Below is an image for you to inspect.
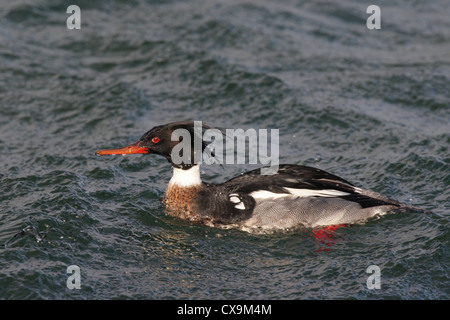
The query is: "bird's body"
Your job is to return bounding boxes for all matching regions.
[161,164,404,232]
[96,121,419,232]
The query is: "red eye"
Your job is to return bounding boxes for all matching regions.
[152,137,160,143]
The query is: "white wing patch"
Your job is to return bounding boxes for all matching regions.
[229,196,240,203]
[229,193,246,210]
[235,202,246,210]
[250,188,350,199]
[248,190,289,199]
[284,187,350,198]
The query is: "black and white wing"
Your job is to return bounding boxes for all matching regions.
[197,164,403,227]
[225,164,402,208]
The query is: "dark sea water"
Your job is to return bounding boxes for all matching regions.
[0,0,449,300]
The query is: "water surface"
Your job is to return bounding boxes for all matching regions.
[0,0,449,299]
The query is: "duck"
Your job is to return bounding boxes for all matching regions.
[96,121,419,232]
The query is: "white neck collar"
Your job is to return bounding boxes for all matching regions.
[168,164,202,187]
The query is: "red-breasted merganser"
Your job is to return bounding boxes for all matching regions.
[96,121,420,232]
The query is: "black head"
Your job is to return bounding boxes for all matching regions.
[96,121,221,169]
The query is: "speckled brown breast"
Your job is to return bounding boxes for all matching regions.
[163,184,212,224]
